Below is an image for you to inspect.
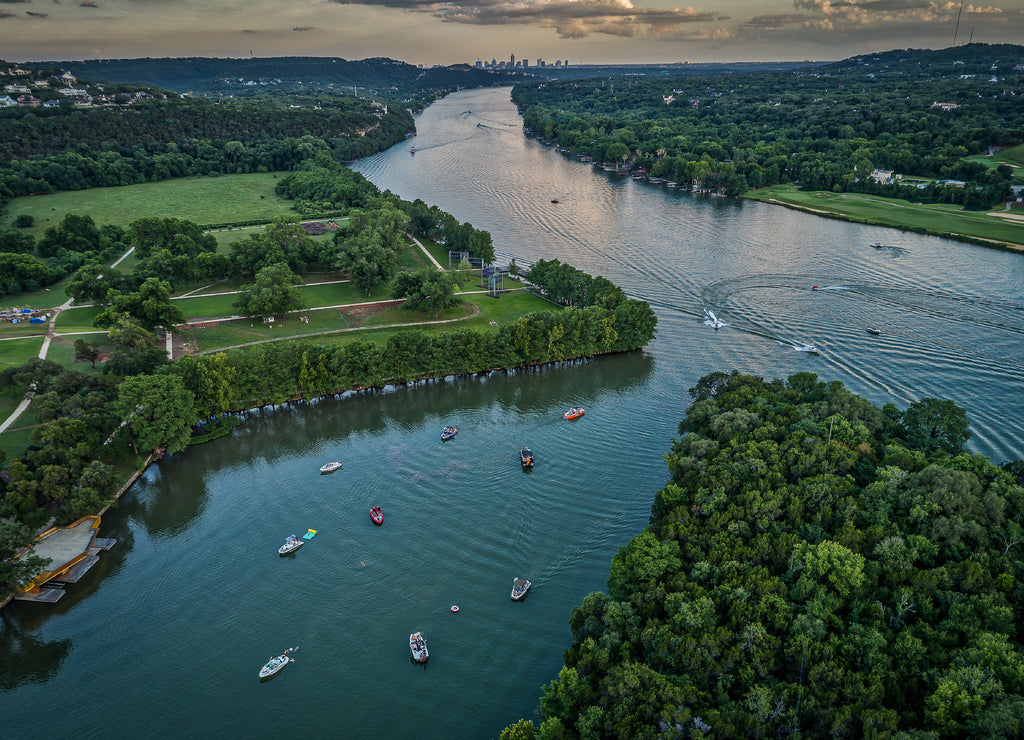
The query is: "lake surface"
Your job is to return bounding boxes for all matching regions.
[3,87,1023,739]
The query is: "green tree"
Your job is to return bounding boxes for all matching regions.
[392,268,459,319]
[233,262,306,319]
[114,374,195,455]
[0,517,51,597]
[93,277,184,332]
[902,398,972,456]
[334,231,396,296]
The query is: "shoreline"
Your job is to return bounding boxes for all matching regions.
[749,195,1024,254]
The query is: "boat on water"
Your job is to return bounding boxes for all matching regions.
[320,461,342,474]
[409,146,416,154]
[870,242,885,248]
[369,506,383,526]
[410,632,429,663]
[520,447,534,468]
[563,407,585,420]
[441,424,458,441]
[866,327,881,335]
[551,199,560,203]
[703,308,727,330]
[511,577,531,601]
[279,535,304,555]
[259,647,296,678]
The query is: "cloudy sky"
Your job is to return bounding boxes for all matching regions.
[2,0,1021,66]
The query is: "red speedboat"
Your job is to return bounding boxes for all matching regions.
[369,506,383,526]
[563,407,585,420]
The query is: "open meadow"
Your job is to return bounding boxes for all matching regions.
[2,172,295,234]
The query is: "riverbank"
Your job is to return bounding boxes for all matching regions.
[746,184,1024,253]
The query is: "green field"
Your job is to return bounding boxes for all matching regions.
[175,286,551,354]
[965,143,1024,181]
[2,172,296,234]
[0,337,44,370]
[747,184,1024,249]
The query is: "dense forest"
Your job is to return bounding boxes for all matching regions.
[511,44,1023,207]
[0,93,413,208]
[502,371,1024,739]
[43,56,520,98]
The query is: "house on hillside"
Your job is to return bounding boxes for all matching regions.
[0,95,16,108]
[931,102,960,111]
[59,71,77,86]
[870,169,897,184]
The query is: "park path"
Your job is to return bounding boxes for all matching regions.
[1,234,490,432]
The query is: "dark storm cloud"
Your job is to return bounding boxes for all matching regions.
[330,0,715,38]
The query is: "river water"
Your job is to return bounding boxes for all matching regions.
[3,87,1023,739]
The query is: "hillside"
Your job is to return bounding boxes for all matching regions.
[29,56,519,97]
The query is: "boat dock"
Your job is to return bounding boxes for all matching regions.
[13,516,116,603]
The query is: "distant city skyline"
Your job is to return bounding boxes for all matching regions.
[2,0,1022,66]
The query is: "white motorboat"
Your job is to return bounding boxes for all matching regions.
[259,647,296,678]
[511,577,531,601]
[410,632,429,663]
[279,535,304,555]
[320,461,342,474]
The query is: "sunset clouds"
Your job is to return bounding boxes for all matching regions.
[2,0,1021,65]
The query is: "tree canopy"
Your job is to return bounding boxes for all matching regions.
[507,371,1024,738]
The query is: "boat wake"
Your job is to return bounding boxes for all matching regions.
[702,307,728,330]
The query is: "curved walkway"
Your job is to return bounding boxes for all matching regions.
[0,295,75,434]
[1,234,483,433]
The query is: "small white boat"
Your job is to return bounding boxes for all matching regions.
[866,327,881,335]
[279,535,304,555]
[259,647,296,678]
[410,632,429,663]
[320,461,342,474]
[511,577,531,601]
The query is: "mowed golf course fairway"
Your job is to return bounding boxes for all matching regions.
[748,184,1024,249]
[2,172,296,233]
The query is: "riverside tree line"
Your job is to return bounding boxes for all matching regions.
[512,44,1022,207]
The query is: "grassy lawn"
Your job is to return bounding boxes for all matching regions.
[0,288,67,313]
[46,335,112,375]
[0,338,44,370]
[0,404,40,459]
[0,320,49,340]
[54,306,104,333]
[1,172,296,235]
[747,184,1024,248]
[176,285,553,354]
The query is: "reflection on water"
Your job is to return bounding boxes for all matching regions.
[0,616,72,691]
